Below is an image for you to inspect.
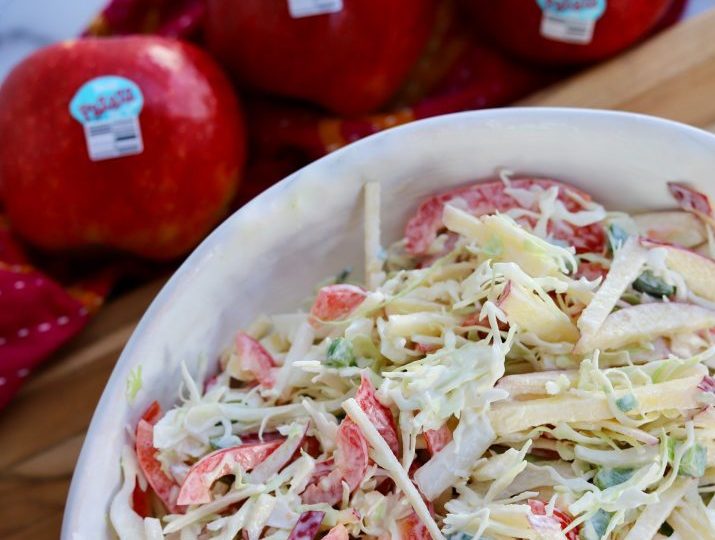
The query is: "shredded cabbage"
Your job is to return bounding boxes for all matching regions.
[110,177,715,539]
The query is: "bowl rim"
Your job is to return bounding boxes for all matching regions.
[61,106,715,537]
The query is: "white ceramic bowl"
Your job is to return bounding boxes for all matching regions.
[62,108,715,538]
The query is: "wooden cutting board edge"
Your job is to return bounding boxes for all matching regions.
[517,8,715,129]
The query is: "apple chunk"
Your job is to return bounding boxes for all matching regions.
[660,245,715,302]
[204,0,437,116]
[498,281,579,343]
[575,236,647,353]
[497,370,575,397]
[0,36,246,260]
[582,303,715,352]
[633,211,706,248]
[668,182,714,224]
[489,372,703,435]
[442,205,573,277]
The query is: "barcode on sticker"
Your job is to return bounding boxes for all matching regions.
[540,13,595,44]
[83,117,143,161]
[287,0,342,18]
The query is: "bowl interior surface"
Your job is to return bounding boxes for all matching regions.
[62,108,715,538]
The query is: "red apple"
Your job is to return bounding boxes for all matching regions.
[462,0,674,66]
[0,36,245,260]
[204,0,437,116]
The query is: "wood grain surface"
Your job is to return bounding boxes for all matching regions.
[3,8,715,539]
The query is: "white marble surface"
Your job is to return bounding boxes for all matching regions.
[688,0,715,16]
[0,0,714,85]
[0,0,106,82]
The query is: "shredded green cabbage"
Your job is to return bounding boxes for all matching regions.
[110,178,715,540]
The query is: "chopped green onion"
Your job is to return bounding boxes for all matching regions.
[632,270,675,298]
[580,509,612,540]
[667,439,707,477]
[620,292,642,305]
[667,438,677,461]
[615,394,638,413]
[594,467,635,490]
[607,224,630,253]
[679,443,707,477]
[326,337,356,368]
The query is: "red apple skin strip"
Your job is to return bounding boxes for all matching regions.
[355,373,400,455]
[396,511,432,540]
[310,284,367,326]
[668,182,714,219]
[286,511,325,540]
[301,373,398,505]
[404,178,605,256]
[135,401,182,514]
[323,524,349,540]
[528,499,579,540]
[301,420,368,505]
[177,439,282,505]
[423,425,453,456]
[231,332,277,388]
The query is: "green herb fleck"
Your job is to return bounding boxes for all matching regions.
[607,224,630,252]
[326,338,356,368]
[620,292,642,305]
[668,439,707,477]
[632,270,675,298]
[679,443,707,477]
[594,467,634,490]
[580,509,613,540]
[615,393,638,412]
[125,365,143,403]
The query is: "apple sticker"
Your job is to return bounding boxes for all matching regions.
[69,75,144,161]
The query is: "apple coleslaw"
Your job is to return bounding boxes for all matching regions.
[112,173,715,540]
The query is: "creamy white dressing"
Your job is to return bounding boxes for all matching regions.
[111,179,715,540]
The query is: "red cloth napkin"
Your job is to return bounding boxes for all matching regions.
[0,0,684,410]
[0,218,114,409]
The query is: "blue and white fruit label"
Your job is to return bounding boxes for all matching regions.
[287,0,342,18]
[69,75,144,161]
[536,0,607,44]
